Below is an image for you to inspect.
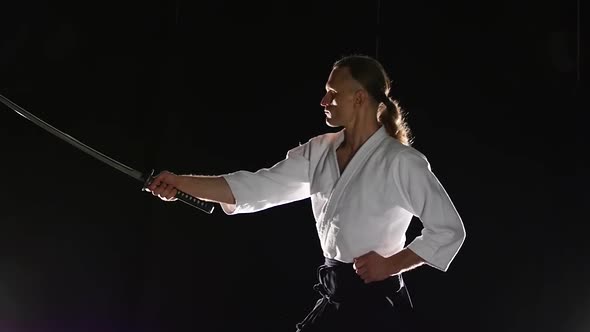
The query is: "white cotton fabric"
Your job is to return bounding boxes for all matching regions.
[220,126,465,272]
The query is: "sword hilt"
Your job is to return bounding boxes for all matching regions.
[142,169,215,214]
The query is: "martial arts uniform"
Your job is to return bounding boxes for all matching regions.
[220,125,466,331]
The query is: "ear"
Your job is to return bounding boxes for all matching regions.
[353,89,368,107]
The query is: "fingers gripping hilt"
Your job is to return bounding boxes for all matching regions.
[142,169,215,214]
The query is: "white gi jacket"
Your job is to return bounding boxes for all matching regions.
[220,126,466,272]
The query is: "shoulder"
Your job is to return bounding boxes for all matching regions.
[297,129,342,148]
[285,130,341,157]
[378,136,430,168]
[378,135,426,158]
[311,130,341,144]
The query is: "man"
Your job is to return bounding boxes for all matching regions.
[146,54,466,331]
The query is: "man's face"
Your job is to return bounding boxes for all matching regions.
[320,67,359,128]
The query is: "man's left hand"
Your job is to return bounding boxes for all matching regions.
[353,251,398,284]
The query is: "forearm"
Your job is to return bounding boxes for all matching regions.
[388,248,426,274]
[177,175,235,205]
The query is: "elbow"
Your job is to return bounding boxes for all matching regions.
[446,222,466,260]
[430,223,467,272]
[456,221,466,250]
[441,223,466,272]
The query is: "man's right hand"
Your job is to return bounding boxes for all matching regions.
[145,170,181,201]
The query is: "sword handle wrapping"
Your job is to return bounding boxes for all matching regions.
[142,169,215,214]
[174,190,215,214]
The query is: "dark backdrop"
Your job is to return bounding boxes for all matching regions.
[0,1,586,331]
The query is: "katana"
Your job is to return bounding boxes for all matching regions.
[0,93,215,214]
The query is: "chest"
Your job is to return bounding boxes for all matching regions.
[310,147,397,222]
[336,147,354,174]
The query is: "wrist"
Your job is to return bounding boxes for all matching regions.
[176,175,190,192]
[386,251,404,275]
[387,248,424,275]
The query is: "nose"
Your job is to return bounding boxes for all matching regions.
[320,92,331,107]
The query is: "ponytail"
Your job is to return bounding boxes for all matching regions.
[377,97,413,146]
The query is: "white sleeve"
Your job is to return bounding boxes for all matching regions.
[393,149,466,272]
[219,142,311,215]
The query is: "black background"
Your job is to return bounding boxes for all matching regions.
[0,0,586,331]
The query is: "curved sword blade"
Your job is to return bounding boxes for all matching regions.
[0,93,215,214]
[0,93,145,181]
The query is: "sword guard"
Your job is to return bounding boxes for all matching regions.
[141,169,215,214]
[142,169,156,191]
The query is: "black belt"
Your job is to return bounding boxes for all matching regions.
[318,257,404,302]
[296,257,413,331]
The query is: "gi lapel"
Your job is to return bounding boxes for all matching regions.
[318,126,388,237]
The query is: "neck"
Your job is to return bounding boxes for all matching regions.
[341,117,381,152]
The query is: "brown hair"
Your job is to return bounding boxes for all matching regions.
[333,55,413,146]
